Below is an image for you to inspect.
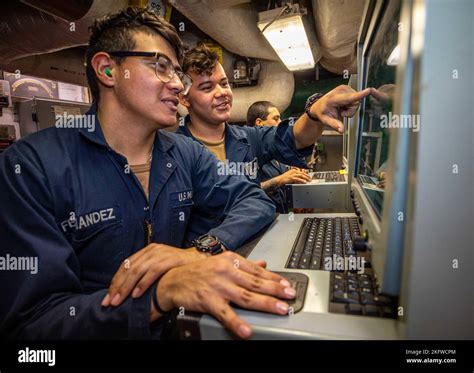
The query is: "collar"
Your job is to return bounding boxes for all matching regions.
[79,103,175,154]
[78,103,108,148]
[181,115,248,143]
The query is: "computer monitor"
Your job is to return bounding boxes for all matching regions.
[189,0,472,340]
[353,0,408,297]
[357,1,400,210]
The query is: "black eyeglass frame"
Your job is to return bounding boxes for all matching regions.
[107,51,192,94]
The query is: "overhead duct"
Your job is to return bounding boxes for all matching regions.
[169,0,280,61]
[170,1,298,122]
[312,0,365,74]
[19,0,94,22]
[231,61,294,122]
[0,0,127,66]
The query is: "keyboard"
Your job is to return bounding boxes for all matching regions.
[285,218,397,319]
[329,271,397,318]
[286,217,370,270]
[314,171,345,182]
[359,175,376,185]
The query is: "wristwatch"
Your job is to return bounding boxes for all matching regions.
[304,92,324,122]
[192,235,225,255]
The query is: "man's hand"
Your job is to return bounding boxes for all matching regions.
[261,169,311,192]
[309,85,372,133]
[154,251,296,339]
[101,243,207,307]
[294,85,372,149]
[277,168,311,185]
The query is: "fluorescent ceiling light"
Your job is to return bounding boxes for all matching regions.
[258,13,315,71]
[387,44,401,66]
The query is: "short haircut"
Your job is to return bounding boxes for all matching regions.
[246,101,277,126]
[86,7,183,103]
[182,44,219,76]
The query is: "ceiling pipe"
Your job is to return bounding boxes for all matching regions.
[169,0,280,61]
[0,0,127,66]
[230,61,294,122]
[311,0,365,74]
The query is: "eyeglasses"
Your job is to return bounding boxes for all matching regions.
[108,51,193,95]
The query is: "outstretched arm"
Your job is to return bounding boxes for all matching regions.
[294,86,372,149]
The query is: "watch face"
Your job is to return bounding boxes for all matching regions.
[201,236,216,246]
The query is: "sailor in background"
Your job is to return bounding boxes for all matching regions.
[246,101,311,213]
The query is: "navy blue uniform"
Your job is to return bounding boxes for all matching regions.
[261,160,290,214]
[0,106,275,340]
[176,117,311,185]
[176,117,311,240]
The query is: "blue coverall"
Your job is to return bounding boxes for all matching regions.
[0,105,276,339]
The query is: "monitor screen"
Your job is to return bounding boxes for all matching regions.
[356,0,401,218]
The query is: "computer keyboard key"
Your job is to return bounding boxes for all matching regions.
[364,305,379,316]
[346,273,357,281]
[381,306,395,317]
[374,295,393,306]
[346,303,363,315]
[347,278,358,286]
[347,283,359,293]
[309,259,321,269]
[361,294,375,305]
[299,262,309,269]
[332,290,347,303]
[288,260,301,269]
[346,292,360,304]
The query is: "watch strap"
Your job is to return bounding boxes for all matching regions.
[151,277,168,315]
[304,92,324,122]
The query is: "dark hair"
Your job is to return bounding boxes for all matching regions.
[182,44,219,76]
[246,101,277,126]
[86,7,183,103]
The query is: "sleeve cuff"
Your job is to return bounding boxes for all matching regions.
[275,119,312,167]
[207,228,236,251]
[128,286,153,339]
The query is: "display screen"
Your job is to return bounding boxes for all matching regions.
[357,1,401,217]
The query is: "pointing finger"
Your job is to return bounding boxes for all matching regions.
[329,88,371,106]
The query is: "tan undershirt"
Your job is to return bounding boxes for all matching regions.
[188,127,226,162]
[131,162,151,200]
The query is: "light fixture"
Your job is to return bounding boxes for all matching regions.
[258,4,315,71]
